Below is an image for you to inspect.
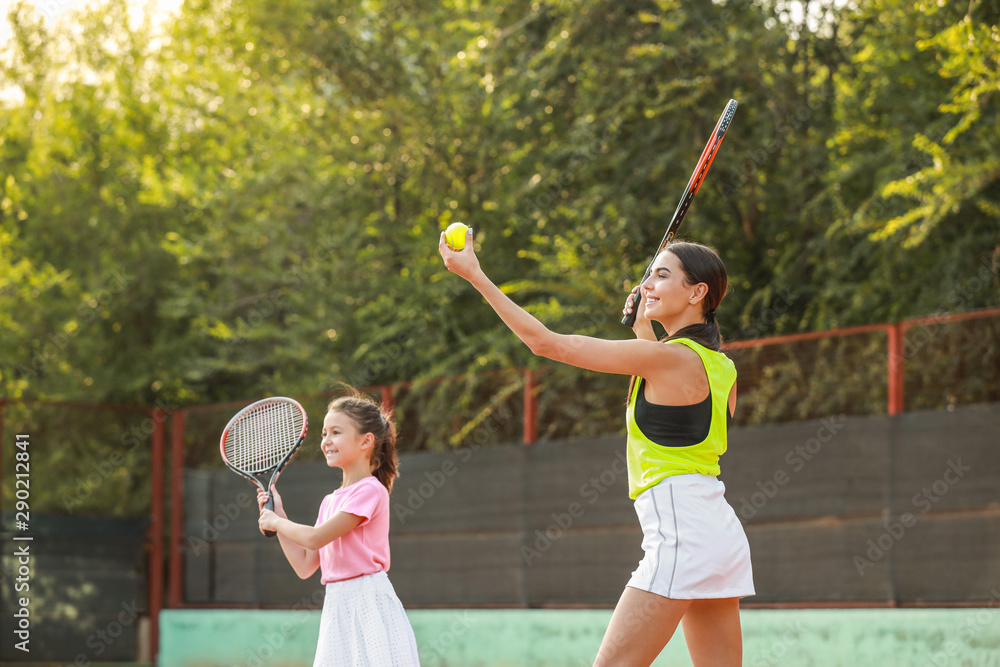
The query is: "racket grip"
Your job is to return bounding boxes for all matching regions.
[621,291,639,328]
[263,496,277,538]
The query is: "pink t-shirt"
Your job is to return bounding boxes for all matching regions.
[314,476,391,584]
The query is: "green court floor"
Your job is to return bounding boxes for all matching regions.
[159,607,1000,666]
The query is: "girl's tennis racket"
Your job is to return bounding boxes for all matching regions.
[219,396,308,537]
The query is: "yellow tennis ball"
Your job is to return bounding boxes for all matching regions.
[445,222,469,251]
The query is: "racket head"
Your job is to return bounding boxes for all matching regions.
[621,99,738,327]
[682,98,738,200]
[219,396,308,537]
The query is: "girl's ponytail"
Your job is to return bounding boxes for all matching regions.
[328,389,400,493]
[370,408,399,494]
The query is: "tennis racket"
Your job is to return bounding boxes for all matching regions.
[219,396,308,537]
[622,98,738,327]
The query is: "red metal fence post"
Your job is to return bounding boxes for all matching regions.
[169,410,187,608]
[149,408,166,661]
[523,370,538,444]
[887,323,905,416]
[380,385,395,418]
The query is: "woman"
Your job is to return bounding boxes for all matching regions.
[439,230,753,666]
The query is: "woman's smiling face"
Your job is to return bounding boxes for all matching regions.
[640,249,700,322]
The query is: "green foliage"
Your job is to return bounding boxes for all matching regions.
[1,0,998,514]
[795,0,1000,326]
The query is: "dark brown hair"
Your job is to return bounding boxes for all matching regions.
[627,241,729,401]
[658,241,728,351]
[328,389,399,493]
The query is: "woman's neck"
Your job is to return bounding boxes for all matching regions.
[660,310,705,338]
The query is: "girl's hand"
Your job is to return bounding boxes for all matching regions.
[257,486,287,518]
[438,228,483,282]
[258,508,281,536]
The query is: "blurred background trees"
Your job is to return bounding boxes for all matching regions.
[1,0,997,473]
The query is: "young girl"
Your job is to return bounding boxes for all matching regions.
[439,230,754,667]
[257,390,421,667]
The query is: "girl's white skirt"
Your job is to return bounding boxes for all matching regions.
[627,474,754,599]
[314,571,420,667]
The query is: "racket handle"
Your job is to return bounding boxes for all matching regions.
[622,267,653,328]
[621,291,640,327]
[263,496,277,538]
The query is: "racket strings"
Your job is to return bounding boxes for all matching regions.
[224,401,304,473]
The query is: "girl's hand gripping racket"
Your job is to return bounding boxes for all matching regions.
[220,397,308,537]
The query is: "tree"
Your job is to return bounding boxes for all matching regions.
[793,0,999,326]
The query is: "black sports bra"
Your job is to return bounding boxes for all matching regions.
[634,378,733,448]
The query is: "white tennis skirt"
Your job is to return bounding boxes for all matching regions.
[627,474,754,600]
[313,571,421,667]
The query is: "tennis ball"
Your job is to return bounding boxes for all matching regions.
[445,222,470,251]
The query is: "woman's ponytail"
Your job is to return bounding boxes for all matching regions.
[659,242,727,352]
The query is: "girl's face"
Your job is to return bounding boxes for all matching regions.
[640,250,705,321]
[320,410,373,469]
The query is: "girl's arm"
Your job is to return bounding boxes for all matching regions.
[259,511,363,553]
[439,232,682,378]
[275,528,321,580]
[257,488,321,579]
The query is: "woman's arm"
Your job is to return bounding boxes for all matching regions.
[440,232,681,378]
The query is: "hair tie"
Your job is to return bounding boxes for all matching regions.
[705,309,716,322]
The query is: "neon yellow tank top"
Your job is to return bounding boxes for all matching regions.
[626,337,736,499]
